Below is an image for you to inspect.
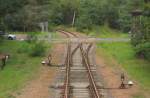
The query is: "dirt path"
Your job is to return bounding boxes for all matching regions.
[15,34,65,98]
[15,66,58,98]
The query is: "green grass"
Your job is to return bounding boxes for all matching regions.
[0,40,49,98]
[87,26,128,38]
[97,42,150,91]
[51,32,61,39]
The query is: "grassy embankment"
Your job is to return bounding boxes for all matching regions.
[0,32,54,98]
[88,26,150,98]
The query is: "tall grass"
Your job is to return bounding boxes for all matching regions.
[97,41,150,91]
[0,40,47,98]
[88,26,128,38]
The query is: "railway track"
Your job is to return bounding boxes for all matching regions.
[80,43,100,98]
[62,42,71,98]
[57,30,79,98]
[53,30,109,98]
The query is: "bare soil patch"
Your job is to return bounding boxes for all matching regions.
[15,66,58,98]
[16,34,28,40]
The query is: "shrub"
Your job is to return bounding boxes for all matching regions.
[26,32,38,43]
[29,41,46,57]
[0,36,5,42]
[135,42,150,60]
[76,15,93,31]
[17,42,31,53]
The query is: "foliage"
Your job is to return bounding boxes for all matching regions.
[0,0,50,31]
[0,0,138,32]
[0,41,42,98]
[0,36,5,42]
[26,32,38,43]
[29,41,46,57]
[97,41,150,92]
[118,14,132,32]
[76,15,93,30]
[135,42,150,60]
[17,42,31,53]
[49,0,80,25]
[86,26,128,38]
[131,2,150,60]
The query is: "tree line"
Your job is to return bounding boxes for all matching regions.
[0,0,50,31]
[131,0,150,60]
[0,0,141,31]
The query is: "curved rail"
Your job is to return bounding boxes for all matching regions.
[57,30,78,38]
[62,42,71,98]
[58,30,77,98]
[80,44,100,98]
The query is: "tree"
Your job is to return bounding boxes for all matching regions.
[0,0,27,31]
[131,0,150,60]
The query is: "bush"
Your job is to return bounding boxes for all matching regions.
[27,32,38,43]
[0,36,5,42]
[76,15,93,31]
[17,38,46,57]
[118,14,132,32]
[135,42,150,60]
[29,42,46,57]
[17,42,31,53]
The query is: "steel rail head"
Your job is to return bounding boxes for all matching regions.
[57,30,78,38]
[62,43,72,98]
[80,45,101,98]
[67,31,78,38]
[59,31,76,98]
[57,30,70,38]
[71,43,82,56]
[60,30,78,38]
[86,43,93,54]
